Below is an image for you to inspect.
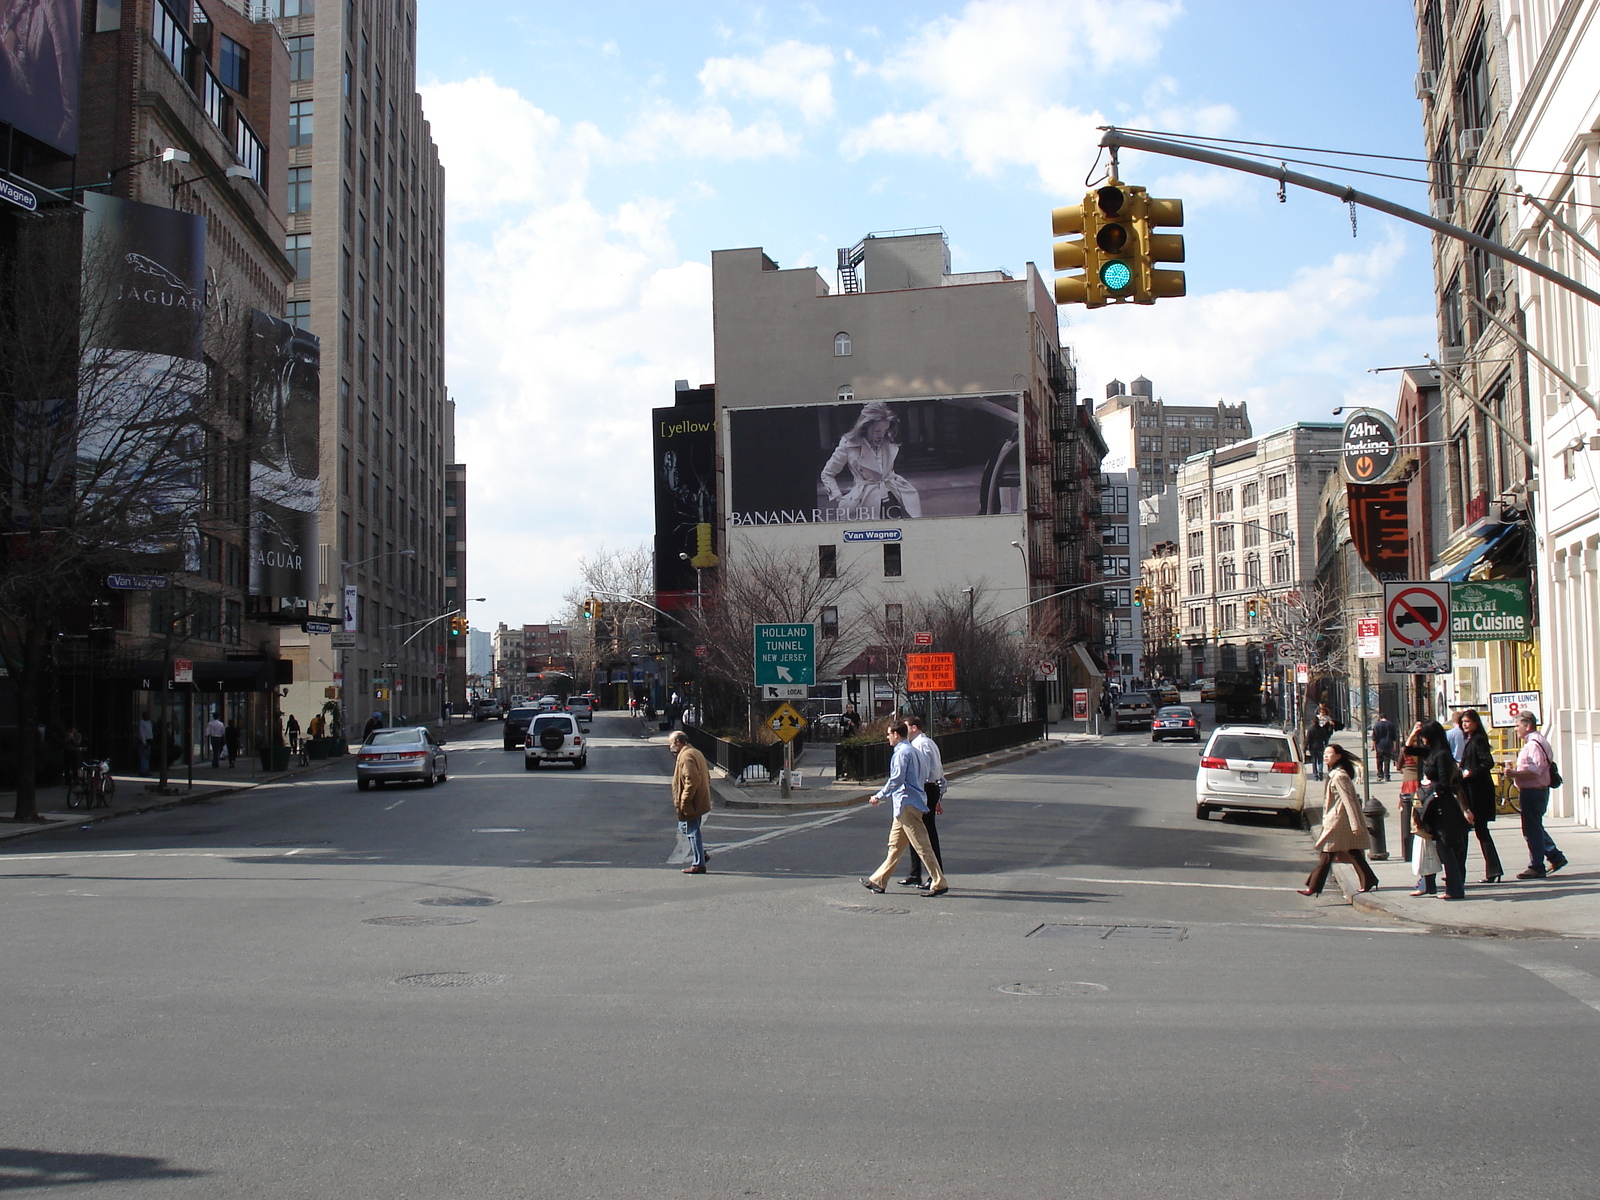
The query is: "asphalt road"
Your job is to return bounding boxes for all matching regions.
[4,712,1598,1198]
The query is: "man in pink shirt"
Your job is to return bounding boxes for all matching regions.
[1506,711,1568,880]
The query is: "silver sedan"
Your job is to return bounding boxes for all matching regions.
[356,727,448,789]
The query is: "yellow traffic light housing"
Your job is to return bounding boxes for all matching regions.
[1052,181,1185,308]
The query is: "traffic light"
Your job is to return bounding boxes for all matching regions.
[449,616,465,637]
[1133,193,1186,303]
[1052,181,1185,308]
[1247,595,1265,622]
[1132,586,1146,607]
[582,599,596,620]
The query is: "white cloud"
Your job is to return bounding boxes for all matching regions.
[699,40,837,122]
[1068,234,1433,430]
[609,103,802,162]
[841,0,1234,195]
[422,75,715,626]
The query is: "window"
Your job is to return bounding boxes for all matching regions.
[1219,602,1237,630]
[1244,555,1262,588]
[343,53,352,97]
[818,545,837,579]
[287,165,312,213]
[153,0,191,77]
[833,331,851,356]
[217,34,249,94]
[1188,565,1206,595]
[1242,522,1260,548]
[1270,551,1292,585]
[287,35,313,81]
[1449,423,1471,524]
[883,544,902,577]
[193,594,222,642]
[286,233,311,278]
[1267,473,1288,500]
[224,599,242,645]
[1104,556,1130,577]
[885,603,904,639]
[1225,416,1243,431]
[1188,606,1204,629]
[1442,275,1464,348]
[1470,206,1502,330]
[1102,524,1129,545]
[1432,128,1455,216]
[1456,25,1492,139]
[1110,486,1129,514]
[268,0,314,12]
[1218,560,1237,591]
[1241,481,1259,508]
[1194,415,1216,429]
[820,605,839,639]
[95,0,120,32]
[1269,512,1289,538]
[1216,524,1234,552]
[1213,488,1233,514]
[289,99,314,146]
[286,299,309,330]
[837,385,853,402]
[1185,495,1204,522]
[1166,415,1187,428]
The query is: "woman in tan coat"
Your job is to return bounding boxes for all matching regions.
[1299,742,1381,896]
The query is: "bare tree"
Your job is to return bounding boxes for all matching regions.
[680,542,863,734]
[560,543,657,685]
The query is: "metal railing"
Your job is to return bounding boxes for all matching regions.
[680,725,785,782]
[835,720,1047,781]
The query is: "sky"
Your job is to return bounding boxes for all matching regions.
[414,0,1439,632]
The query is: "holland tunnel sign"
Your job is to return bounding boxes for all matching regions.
[754,623,815,687]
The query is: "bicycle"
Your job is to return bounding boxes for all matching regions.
[66,759,116,810]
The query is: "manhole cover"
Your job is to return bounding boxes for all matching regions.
[472,828,524,833]
[1183,861,1211,867]
[417,896,500,907]
[837,904,911,916]
[395,971,505,988]
[253,840,331,847]
[364,915,476,927]
[995,981,1109,997]
[1028,923,1188,941]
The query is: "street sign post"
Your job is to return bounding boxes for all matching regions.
[767,701,809,800]
[1384,581,1452,674]
[173,658,193,684]
[754,623,815,687]
[912,631,933,646]
[1035,659,1058,682]
[107,573,170,591]
[331,632,357,649]
[303,621,333,635]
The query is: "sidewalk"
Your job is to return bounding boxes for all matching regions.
[1326,770,1600,938]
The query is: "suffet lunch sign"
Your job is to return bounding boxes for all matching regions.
[1341,408,1402,486]
[1451,579,1531,642]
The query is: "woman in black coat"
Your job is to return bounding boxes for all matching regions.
[1456,709,1503,882]
[1417,719,1471,900]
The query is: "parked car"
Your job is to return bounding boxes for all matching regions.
[1113,690,1155,730]
[525,713,587,769]
[1151,705,1202,742]
[503,705,540,750]
[564,696,594,724]
[356,727,447,790]
[1194,725,1305,823]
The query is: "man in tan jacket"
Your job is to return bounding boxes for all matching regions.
[668,731,713,874]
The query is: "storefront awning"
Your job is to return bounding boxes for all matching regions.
[1438,526,1516,583]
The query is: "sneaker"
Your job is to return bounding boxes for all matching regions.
[1547,854,1569,875]
[1516,867,1547,880]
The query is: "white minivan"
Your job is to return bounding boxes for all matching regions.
[1194,725,1305,823]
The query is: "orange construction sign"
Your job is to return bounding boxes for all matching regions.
[906,652,956,693]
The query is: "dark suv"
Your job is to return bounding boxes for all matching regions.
[503,705,539,750]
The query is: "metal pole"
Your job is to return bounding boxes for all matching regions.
[1359,657,1372,809]
[780,738,792,799]
[1098,128,1600,309]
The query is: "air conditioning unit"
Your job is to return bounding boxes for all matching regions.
[1415,70,1437,100]
[1458,127,1486,158]
[1443,345,1466,364]
[1429,194,1452,222]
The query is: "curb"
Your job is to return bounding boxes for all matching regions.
[711,736,1069,812]
[0,746,362,845]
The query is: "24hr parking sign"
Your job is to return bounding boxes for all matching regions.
[1383,581,1452,674]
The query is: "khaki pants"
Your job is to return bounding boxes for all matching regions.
[869,807,946,891]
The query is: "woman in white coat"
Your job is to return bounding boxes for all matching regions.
[820,402,922,519]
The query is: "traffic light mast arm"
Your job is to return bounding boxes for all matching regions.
[400,607,467,648]
[983,577,1135,625]
[589,588,694,633]
[1098,127,1600,310]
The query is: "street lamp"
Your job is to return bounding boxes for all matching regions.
[678,551,704,613]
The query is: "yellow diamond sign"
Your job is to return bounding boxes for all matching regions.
[767,701,808,743]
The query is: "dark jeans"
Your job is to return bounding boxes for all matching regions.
[904,783,943,883]
[1518,787,1561,870]
[1436,830,1469,898]
[1374,751,1393,780]
[1305,849,1379,895]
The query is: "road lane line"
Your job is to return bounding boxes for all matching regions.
[664,807,867,862]
[1473,942,1600,1014]
[383,799,405,810]
[1054,874,1295,892]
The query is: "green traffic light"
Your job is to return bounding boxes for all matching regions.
[1100,260,1132,291]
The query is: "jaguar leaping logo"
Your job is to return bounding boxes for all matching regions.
[126,253,194,294]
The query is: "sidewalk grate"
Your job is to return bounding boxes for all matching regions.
[364,915,475,927]
[995,981,1110,997]
[417,896,499,907]
[837,904,911,916]
[1028,923,1187,941]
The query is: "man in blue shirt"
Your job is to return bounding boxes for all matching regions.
[860,721,948,897]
